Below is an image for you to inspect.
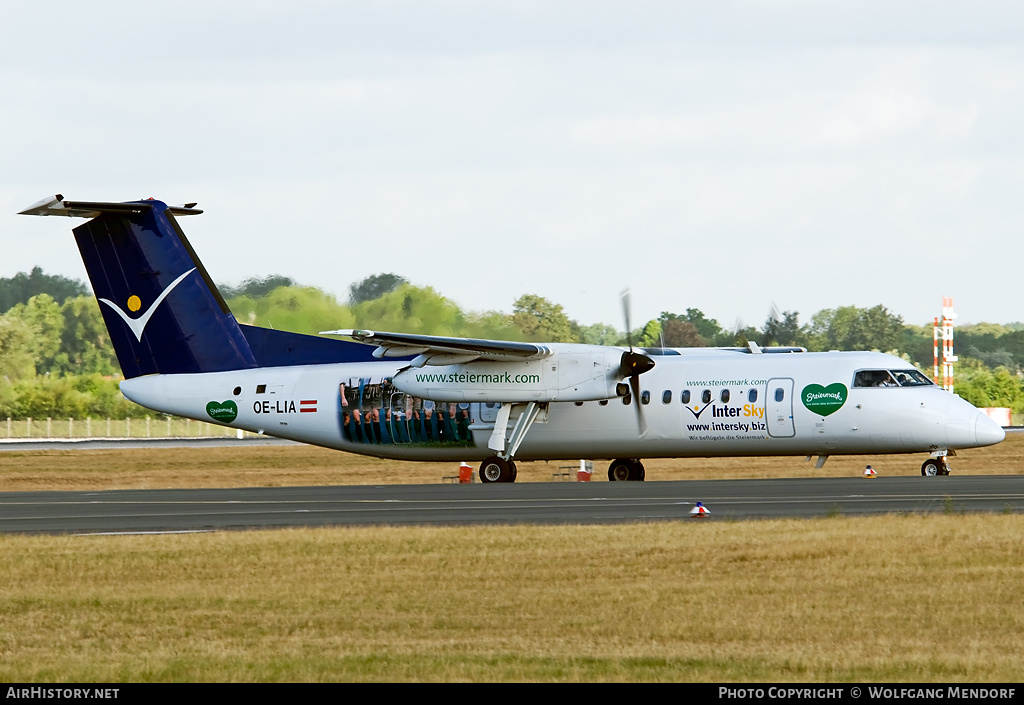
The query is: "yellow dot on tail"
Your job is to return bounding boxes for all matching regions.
[127,295,141,312]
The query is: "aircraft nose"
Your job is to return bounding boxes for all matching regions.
[974,411,1006,447]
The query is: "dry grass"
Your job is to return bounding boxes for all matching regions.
[1,516,1022,682]
[0,433,1020,492]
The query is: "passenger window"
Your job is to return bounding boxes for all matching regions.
[702,390,712,404]
[599,399,609,406]
[574,401,583,407]
[748,389,757,403]
[662,390,672,404]
[622,394,632,406]
[641,391,650,405]
[720,389,730,404]
[682,390,691,404]
[774,387,785,402]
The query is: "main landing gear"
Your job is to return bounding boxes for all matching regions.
[478,401,547,483]
[479,456,518,483]
[921,457,951,477]
[608,458,645,481]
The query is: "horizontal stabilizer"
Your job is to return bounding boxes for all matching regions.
[19,195,202,218]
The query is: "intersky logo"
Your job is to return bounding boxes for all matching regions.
[685,404,711,420]
[98,268,197,342]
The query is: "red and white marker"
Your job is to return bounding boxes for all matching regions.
[863,465,877,478]
[690,501,710,518]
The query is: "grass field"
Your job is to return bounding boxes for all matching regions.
[0,436,1021,682]
[0,432,1020,492]
[1,516,1022,682]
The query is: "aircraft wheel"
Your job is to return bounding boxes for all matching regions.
[921,459,941,477]
[608,458,644,481]
[608,459,632,481]
[630,459,646,482]
[509,461,518,482]
[480,456,514,483]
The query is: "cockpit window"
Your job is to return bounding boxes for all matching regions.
[854,370,898,387]
[854,369,933,388]
[891,369,933,387]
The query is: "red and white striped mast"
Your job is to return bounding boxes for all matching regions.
[933,297,957,392]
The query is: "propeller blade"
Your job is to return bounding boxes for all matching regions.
[619,289,654,436]
[629,370,647,436]
[621,289,633,351]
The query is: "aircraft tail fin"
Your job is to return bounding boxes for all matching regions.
[20,196,259,378]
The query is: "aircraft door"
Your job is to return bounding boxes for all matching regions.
[478,403,500,423]
[766,378,795,438]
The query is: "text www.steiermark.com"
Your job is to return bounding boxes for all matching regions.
[414,372,541,384]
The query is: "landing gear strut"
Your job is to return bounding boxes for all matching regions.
[608,458,645,481]
[921,457,950,476]
[480,456,518,483]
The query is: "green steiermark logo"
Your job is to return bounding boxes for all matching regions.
[801,383,848,417]
[206,400,238,423]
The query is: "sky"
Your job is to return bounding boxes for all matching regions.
[2,1,1023,332]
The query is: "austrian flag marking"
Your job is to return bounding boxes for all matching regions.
[300,400,317,413]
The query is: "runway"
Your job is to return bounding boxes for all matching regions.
[2,475,1022,534]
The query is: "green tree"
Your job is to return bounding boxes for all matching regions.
[228,286,354,335]
[954,359,1024,413]
[659,309,731,346]
[579,323,621,346]
[659,318,706,347]
[56,296,118,375]
[7,294,64,374]
[511,294,580,343]
[352,284,465,336]
[348,273,408,305]
[806,305,904,353]
[636,320,663,348]
[0,266,88,313]
[219,275,295,300]
[901,323,935,369]
[0,314,36,380]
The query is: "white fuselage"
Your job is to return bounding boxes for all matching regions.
[120,349,1004,462]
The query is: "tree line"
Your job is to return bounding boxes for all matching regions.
[2,268,1023,418]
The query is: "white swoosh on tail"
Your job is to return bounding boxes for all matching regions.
[99,268,197,342]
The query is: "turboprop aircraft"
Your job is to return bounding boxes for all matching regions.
[19,195,1005,481]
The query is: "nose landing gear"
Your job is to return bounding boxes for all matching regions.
[921,457,950,476]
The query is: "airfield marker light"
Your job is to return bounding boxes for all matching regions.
[863,465,877,478]
[690,501,710,518]
[459,462,473,484]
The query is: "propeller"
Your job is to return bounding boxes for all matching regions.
[619,289,655,435]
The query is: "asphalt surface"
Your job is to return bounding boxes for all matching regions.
[1,475,1022,534]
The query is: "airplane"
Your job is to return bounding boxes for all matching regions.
[19,195,1005,481]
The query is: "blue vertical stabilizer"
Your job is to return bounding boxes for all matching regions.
[68,199,258,378]
[19,195,384,377]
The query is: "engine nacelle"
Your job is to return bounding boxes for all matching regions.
[392,346,627,403]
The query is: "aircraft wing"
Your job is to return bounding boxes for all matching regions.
[320,329,552,366]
